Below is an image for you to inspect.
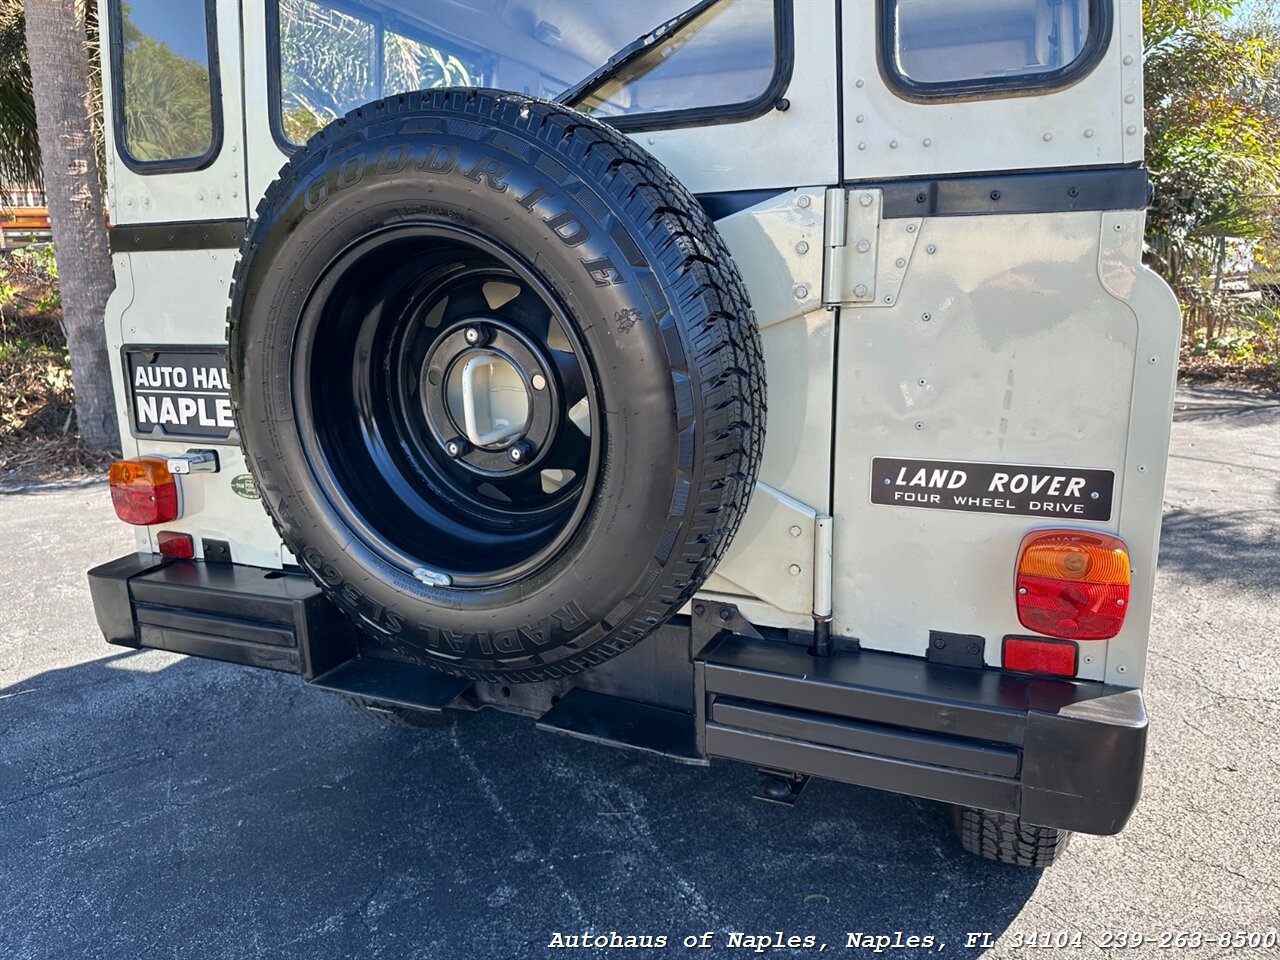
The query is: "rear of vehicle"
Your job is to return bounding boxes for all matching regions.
[88,0,1179,865]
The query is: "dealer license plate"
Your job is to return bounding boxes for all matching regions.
[125,347,236,443]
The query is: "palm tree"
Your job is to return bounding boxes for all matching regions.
[21,0,117,450]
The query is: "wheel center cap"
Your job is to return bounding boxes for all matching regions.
[445,349,531,449]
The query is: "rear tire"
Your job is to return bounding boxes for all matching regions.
[952,806,1072,867]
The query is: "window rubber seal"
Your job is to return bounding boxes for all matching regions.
[266,0,795,155]
[875,0,1113,104]
[107,0,224,174]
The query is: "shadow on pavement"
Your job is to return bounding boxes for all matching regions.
[1158,508,1280,591]
[1172,386,1280,426]
[1,649,1041,959]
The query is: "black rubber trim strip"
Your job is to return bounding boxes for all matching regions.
[106,0,224,174]
[110,219,249,252]
[876,0,1113,104]
[851,166,1150,219]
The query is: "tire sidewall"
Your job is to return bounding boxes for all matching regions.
[234,98,696,678]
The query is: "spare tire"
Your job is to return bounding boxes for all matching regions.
[228,89,764,682]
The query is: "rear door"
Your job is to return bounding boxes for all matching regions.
[829,0,1179,685]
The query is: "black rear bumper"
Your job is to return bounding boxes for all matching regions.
[88,554,1147,836]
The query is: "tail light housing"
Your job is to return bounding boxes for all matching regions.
[1015,529,1130,640]
[109,456,179,525]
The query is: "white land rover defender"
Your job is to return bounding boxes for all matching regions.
[88,0,1179,867]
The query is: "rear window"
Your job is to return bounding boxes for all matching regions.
[273,0,485,146]
[109,0,220,170]
[269,0,788,149]
[882,0,1107,98]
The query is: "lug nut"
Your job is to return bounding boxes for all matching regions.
[463,326,485,345]
[445,438,468,458]
[507,441,532,464]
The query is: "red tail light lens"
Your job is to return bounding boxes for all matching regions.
[109,457,179,525]
[1003,635,1078,677]
[157,530,195,559]
[1016,530,1130,640]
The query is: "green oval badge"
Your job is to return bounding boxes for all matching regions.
[231,474,260,499]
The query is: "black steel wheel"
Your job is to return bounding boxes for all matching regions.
[229,89,765,681]
[295,227,601,587]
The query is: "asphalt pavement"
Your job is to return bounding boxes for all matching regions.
[1,385,1277,960]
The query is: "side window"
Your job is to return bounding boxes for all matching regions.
[269,0,790,149]
[273,0,485,147]
[110,0,220,170]
[882,0,1107,98]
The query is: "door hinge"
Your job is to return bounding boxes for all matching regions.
[822,187,922,308]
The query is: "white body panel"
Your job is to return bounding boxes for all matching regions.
[99,0,1180,688]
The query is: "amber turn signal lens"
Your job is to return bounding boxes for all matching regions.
[108,457,179,526]
[1016,530,1130,640]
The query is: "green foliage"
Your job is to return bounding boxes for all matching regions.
[1144,0,1280,347]
[0,0,40,188]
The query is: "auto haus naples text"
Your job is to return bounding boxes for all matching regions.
[131,359,234,431]
[870,457,1115,522]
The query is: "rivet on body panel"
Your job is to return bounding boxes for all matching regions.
[788,564,802,576]
[854,283,869,297]
[895,258,906,268]
[926,244,936,254]
[1043,132,1053,142]
[914,421,925,430]
[1123,54,1135,65]
[1083,129,1095,139]
[1126,125,1138,136]
[855,113,865,123]
[858,141,867,151]
[789,525,802,537]
[857,239,871,253]
[922,138,932,147]
[884,295,894,304]
[921,312,932,321]
[859,193,873,207]
[795,240,809,254]
[1124,94,1136,104]
[793,284,809,300]
[889,139,899,149]
[856,78,865,87]
[1148,355,1159,364]
[797,194,811,208]
[905,223,917,233]
[1137,464,1148,473]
